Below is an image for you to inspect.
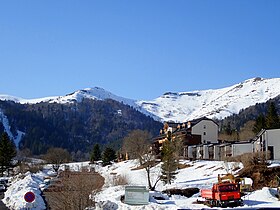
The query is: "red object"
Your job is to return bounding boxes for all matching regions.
[200,183,242,207]
[24,191,35,203]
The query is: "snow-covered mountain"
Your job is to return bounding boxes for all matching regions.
[0,87,136,106]
[0,87,155,118]
[1,77,280,123]
[137,77,280,122]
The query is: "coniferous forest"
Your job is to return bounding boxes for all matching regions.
[0,94,280,157]
[218,95,280,139]
[0,99,162,156]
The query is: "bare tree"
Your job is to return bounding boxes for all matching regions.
[122,130,151,165]
[43,147,71,172]
[239,120,256,140]
[43,170,104,210]
[122,130,160,190]
[141,153,161,191]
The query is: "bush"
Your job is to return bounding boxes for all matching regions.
[113,175,129,186]
[102,147,116,166]
[43,171,105,210]
[16,162,44,174]
[225,152,269,168]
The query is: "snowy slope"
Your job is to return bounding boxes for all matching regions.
[0,109,25,148]
[94,160,280,209]
[0,87,135,106]
[137,77,280,122]
[4,160,280,210]
[1,78,280,122]
[0,87,159,120]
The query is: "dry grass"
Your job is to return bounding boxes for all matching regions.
[225,152,269,168]
[43,171,104,210]
[16,162,44,174]
[232,152,280,190]
[178,163,192,170]
[113,174,129,186]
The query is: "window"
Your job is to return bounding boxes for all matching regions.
[203,125,206,129]
[203,132,206,135]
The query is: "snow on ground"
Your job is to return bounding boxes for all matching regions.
[94,160,280,209]
[3,172,47,209]
[242,187,280,208]
[2,160,280,209]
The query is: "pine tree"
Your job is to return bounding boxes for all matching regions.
[0,132,17,175]
[102,147,116,166]
[225,122,233,135]
[161,140,178,185]
[253,114,266,134]
[90,144,101,162]
[266,102,280,129]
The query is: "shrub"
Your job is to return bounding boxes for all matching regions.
[113,175,129,186]
[225,152,269,168]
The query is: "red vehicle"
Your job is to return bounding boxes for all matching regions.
[201,182,243,207]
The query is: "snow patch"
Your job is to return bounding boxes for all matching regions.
[3,172,46,210]
[138,77,280,122]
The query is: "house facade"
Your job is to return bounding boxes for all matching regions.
[153,117,218,155]
[152,117,280,161]
[253,128,280,160]
[190,117,218,144]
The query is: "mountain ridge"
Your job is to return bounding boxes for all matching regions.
[138,77,280,122]
[1,77,280,122]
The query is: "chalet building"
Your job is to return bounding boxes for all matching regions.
[186,141,255,161]
[153,117,218,155]
[253,128,280,160]
[213,142,254,160]
[152,116,280,161]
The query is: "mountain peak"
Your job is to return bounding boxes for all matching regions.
[138,77,280,122]
[1,77,280,122]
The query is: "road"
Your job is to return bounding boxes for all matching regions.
[0,192,8,210]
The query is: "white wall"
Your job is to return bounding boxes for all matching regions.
[266,129,280,160]
[188,146,194,159]
[192,120,218,144]
[203,145,209,159]
[232,143,254,157]
[197,146,203,159]
[213,145,220,160]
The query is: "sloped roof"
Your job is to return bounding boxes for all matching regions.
[188,116,218,126]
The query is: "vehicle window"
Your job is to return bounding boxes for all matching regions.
[219,184,238,192]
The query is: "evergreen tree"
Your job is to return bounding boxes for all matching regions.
[160,140,178,185]
[102,147,116,166]
[0,132,17,176]
[266,102,280,129]
[225,122,233,135]
[90,144,101,162]
[253,114,266,134]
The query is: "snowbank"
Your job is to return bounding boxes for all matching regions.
[3,160,280,209]
[2,172,46,210]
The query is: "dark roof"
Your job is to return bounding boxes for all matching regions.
[252,129,266,142]
[173,117,218,132]
[188,117,218,126]
[164,121,180,128]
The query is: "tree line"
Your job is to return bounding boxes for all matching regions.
[0,132,17,176]
[0,99,162,156]
[219,100,280,141]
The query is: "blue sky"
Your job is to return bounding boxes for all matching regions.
[0,0,280,100]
